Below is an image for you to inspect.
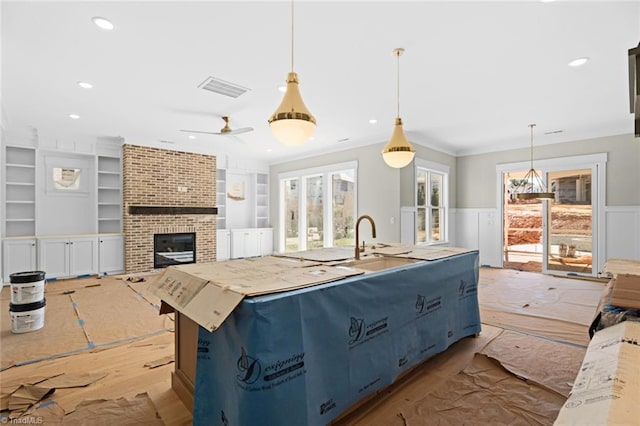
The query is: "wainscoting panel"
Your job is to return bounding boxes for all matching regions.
[604,206,640,263]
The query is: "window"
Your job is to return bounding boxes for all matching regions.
[415,159,449,244]
[279,162,357,252]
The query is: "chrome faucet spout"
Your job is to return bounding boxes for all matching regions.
[355,215,377,260]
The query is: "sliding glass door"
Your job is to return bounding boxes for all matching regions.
[499,154,604,278]
[545,169,593,275]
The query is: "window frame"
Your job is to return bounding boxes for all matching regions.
[278,161,358,253]
[414,158,449,245]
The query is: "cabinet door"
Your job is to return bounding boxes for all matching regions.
[3,239,37,283]
[258,228,273,256]
[216,230,230,261]
[70,237,98,276]
[245,230,260,258]
[99,235,124,275]
[230,230,247,259]
[38,238,69,279]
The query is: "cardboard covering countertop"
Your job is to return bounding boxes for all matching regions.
[147,246,475,332]
[147,256,364,332]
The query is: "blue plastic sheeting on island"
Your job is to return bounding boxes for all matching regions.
[193,251,481,426]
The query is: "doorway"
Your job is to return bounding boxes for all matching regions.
[498,153,605,278]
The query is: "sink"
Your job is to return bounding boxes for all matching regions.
[337,256,420,272]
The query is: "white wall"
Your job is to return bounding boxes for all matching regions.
[225,171,252,229]
[36,150,97,235]
[605,206,640,261]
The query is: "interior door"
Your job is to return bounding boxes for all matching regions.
[544,168,594,276]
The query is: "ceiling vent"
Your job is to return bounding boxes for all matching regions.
[198,76,250,98]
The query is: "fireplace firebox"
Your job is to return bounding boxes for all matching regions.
[154,233,196,269]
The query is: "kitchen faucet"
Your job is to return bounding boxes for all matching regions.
[355,215,376,260]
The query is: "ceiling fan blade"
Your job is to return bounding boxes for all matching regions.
[227,127,254,135]
[180,129,222,135]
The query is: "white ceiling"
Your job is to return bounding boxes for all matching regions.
[2,1,639,164]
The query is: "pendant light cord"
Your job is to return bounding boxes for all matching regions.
[396,49,401,118]
[291,0,294,72]
[529,124,535,171]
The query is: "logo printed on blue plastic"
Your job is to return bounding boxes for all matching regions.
[236,347,262,384]
[348,317,365,344]
[415,294,441,318]
[415,294,425,312]
[348,316,388,348]
[458,279,477,299]
[320,398,336,415]
[235,347,306,391]
[398,356,408,367]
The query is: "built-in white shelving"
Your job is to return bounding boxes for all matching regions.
[217,169,227,229]
[255,172,269,228]
[97,156,122,233]
[4,146,36,237]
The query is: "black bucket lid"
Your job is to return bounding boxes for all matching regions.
[10,299,46,312]
[9,271,46,283]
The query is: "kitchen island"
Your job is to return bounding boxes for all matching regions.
[151,247,481,425]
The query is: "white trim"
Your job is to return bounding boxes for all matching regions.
[496,152,608,173]
[415,158,450,174]
[277,160,358,180]
[495,153,607,276]
[277,161,359,253]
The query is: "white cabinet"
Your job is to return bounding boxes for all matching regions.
[38,236,98,279]
[231,229,258,259]
[4,146,36,237]
[2,238,37,283]
[257,228,273,256]
[216,229,231,261]
[98,234,124,275]
[230,228,273,259]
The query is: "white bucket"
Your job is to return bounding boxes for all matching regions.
[10,271,46,305]
[10,299,46,333]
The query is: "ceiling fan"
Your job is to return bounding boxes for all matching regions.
[180,116,254,136]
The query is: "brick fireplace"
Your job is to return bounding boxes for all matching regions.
[122,144,217,273]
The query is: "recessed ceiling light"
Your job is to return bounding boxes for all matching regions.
[568,57,589,67]
[69,114,80,119]
[278,85,287,93]
[188,135,196,140]
[77,81,93,89]
[369,119,378,124]
[266,148,273,152]
[309,137,315,141]
[540,0,556,3]
[92,17,115,30]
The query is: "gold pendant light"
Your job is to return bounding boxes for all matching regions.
[514,124,554,200]
[382,48,416,168]
[268,0,316,146]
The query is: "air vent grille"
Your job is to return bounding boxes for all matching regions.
[199,76,250,98]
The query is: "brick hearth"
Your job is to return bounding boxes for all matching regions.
[122,144,216,273]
